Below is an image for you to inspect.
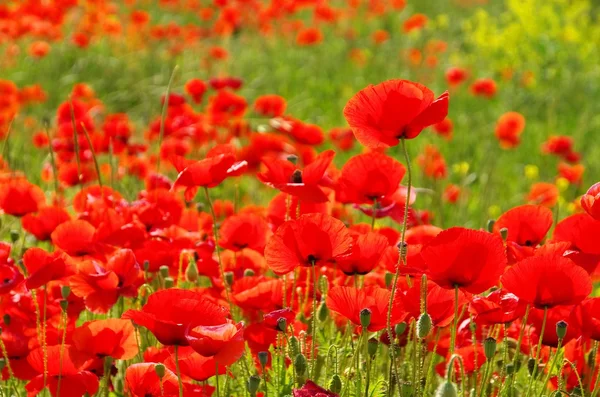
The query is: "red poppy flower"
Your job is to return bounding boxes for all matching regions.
[266,193,328,230]
[571,298,600,341]
[329,127,355,151]
[445,67,468,86]
[231,276,283,314]
[403,14,428,33]
[69,249,143,313]
[542,135,580,163]
[1,329,36,380]
[21,205,70,241]
[343,79,449,148]
[122,288,229,346]
[495,112,525,149]
[416,144,447,179]
[265,213,352,275]
[326,285,406,332]
[254,94,287,118]
[501,255,592,309]
[293,380,339,397]
[219,213,269,252]
[207,89,247,119]
[421,227,506,293]
[552,213,600,273]
[22,247,71,290]
[581,182,600,220]
[470,78,497,98]
[338,151,406,204]
[296,27,323,45]
[0,262,23,295]
[337,232,389,275]
[530,305,579,348]
[185,78,207,104]
[25,346,99,397]
[469,289,527,326]
[494,205,553,247]
[185,321,244,366]
[527,182,559,207]
[125,363,182,397]
[263,308,296,330]
[0,177,45,217]
[71,318,138,363]
[51,219,97,257]
[558,162,584,185]
[165,347,226,382]
[432,117,453,140]
[258,149,335,203]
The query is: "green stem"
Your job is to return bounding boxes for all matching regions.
[525,306,548,396]
[311,262,318,379]
[175,345,183,397]
[156,65,179,175]
[216,359,221,397]
[450,285,459,354]
[509,305,530,390]
[537,339,562,397]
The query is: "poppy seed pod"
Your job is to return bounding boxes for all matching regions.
[328,374,342,394]
[277,317,287,332]
[159,265,169,278]
[258,351,268,368]
[435,381,458,397]
[556,320,568,340]
[243,268,255,277]
[224,271,234,286]
[163,277,174,289]
[486,219,495,233]
[294,353,308,376]
[185,259,199,283]
[154,363,166,379]
[60,299,69,311]
[318,301,329,322]
[287,154,298,165]
[247,375,261,395]
[395,322,407,336]
[288,336,300,358]
[483,337,496,360]
[9,230,19,243]
[499,227,508,241]
[360,308,372,328]
[368,338,378,356]
[61,285,71,299]
[417,313,432,339]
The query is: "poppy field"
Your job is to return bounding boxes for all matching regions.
[2,0,600,396]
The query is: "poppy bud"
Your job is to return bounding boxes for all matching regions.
[385,272,394,288]
[163,277,174,289]
[329,374,342,394]
[527,358,537,376]
[287,154,298,165]
[483,337,496,360]
[499,227,508,241]
[154,363,166,379]
[224,271,234,286]
[277,318,287,332]
[360,308,372,329]
[243,269,255,277]
[61,285,71,299]
[294,353,307,376]
[186,260,199,283]
[258,351,268,368]
[397,242,408,258]
[505,363,515,375]
[417,313,432,339]
[60,299,69,312]
[3,314,10,326]
[368,338,378,356]
[395,322,407,336]
[159,265,169,278]
[9,230,19,243]
[435,381,458,397]
[247,375,261,395]
[556,320,568,340]
[486,219,495,233]
[317,301,329,322]
[319,275,328,295]
[288,336,300,358]
[143,260,150,272]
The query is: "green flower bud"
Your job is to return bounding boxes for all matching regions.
[435,381,458,397]
[395,322,407,336]
[247,375,261,395]
[61,285,71,300]
[360,308,372,329]
[288,336,299,358]
[317,301,329,322]
[9,230,19,243]
[287,155,298,165]
[483,337,496,360]
[163,277,174,289]
[159,265,169,278]
[556,320,568,340]
[243,268,255,277]
[154,363,166,379]
[294,353,307,376]
[224,271,234,287]
[186,260,199,283]
[486,219,496,233]
[319,275,328,295]
[417,313,432,339]
[277,318,287,332]
[60,299,69,312]
[527,358,537,376]
[258,351,268,368]
[499,227,508,241]
[367,338,378,357]
[505,363,515,375]
[328,374,342,394]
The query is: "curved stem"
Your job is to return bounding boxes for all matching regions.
[385,138,412,397]
[537,339,562,397]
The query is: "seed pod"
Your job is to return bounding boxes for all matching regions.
[155,363,166,379]
[318,301,329,322]
[486,219,496,233]
[163,277,174,289]
[288,336,299,358]
[556,320,568,340]
[287,154,298,165]
[247,375,261,395]
[367,338,378,357]
[61,285,71,300]
[258,351,268,368]
[60,299,69,312]
[185,259,199,283]
[9,230,19,243]
[328,374,342,394]
[143,260,150,272]
[0,359,5,371]
[360,308,372,329]
[395,322,407,336]
[435,381,458,397]
[483,337,496,360]
[244,269,255,277]
[277,318,287,332]
[159,265,169,278]
[319,275,329,295]
[499,227,508,241]
[224,271,234,287]
[294,353,308,376]
[417,313,432,339]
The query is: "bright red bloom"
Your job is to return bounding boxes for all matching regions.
[0,177,45,217]
[267,192,328,230]
[495,111,525,149]
[327,286,406,332]
[71,318,138,362]
[293,380,339,397]
[558,162,584,184]
[501,255,592,308]
[343,79,449,148]
[219,213,268,252]
[432,117,453,140]
[403,14,428,33]
[22,247,71,290]
[421,227,506,293]
[51,219,97,257]
[231,276,283,314]
[493,205,553,247]
[527,182,559,207]
[552,213,600,273]
[123,289,229,346]
[542,135,580,163]
[571,298,600,341]
[337,232,389,275]
[416,144,447,179]
[185,78,208,104]
[185,321,245,366]
[258,150,335,203]
[445,67,468,86]
[21,206,70,241]
[581,182,600,220]
[263,308,296,330]
[469,289,527,326]
[296,27,323,45]
[165,347,226,382]
[254,94,287,118]
[264,213,352,275]
[338,151,406,204]
[125,363,182,397]
[207,89,247,119]
[470,78,497,98]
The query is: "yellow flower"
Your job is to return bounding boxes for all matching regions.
[488,205,501,218]
[524,165,539,180]
[556,177,570,192]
